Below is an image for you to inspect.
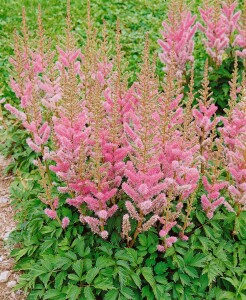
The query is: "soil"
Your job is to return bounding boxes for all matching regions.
[0,155,25,300]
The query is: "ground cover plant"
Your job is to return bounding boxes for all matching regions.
[0,0,246,299]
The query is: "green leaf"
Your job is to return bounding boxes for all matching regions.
[154,262,168,275]
[68,274,80,282]
[125,248,138,265]
[121,287,135,299]
[117,260,130,269]
[142,267,157,298]
[55,271,67,290]
[104,290,119,300]
[28,290,44,300]
[54,257,72,270]
[39,272,52,288]
[142,285,155,300]
[115,250,130,261]
[13,248,29,261]
[184,266,198,278]
[41,258,54,272]
[118,267,129,287]
[29,267,47,279]
[66,284,81,300]
[131,272,141,289]
[138,234,148,247]
[189,254,206,268]
[203,260,222,285]
[155,275,168,285]
[84,259,92,271]
[86,267,99,284]
[74,239,85,257]
[96,257,115,269]
[65,251,77,261]
[180,273,191,286]
[173,271,179,282]
[222,84,230,96]
[93,278,115,290]
[43,290,62,300]
[84,286,95,300]
[40,239,56,254]
[73,260,83,277]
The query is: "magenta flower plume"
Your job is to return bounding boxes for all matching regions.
[198,3,230,65]
[158,9,197,77]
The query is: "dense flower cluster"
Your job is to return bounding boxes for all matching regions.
[221,83,246,213]
[158,3,197,77]
[159,1,245,70]
[4,1,246,250]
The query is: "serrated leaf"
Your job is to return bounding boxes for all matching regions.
[173,271,179,282]
[12,248,29,261]
[84,286,95,300]
[55,271,66,290]
[180,273,190,286]
[203,261,222,285]
[43,289,62,300]
[86,267,99,284]
[84,259,92,271]
[138,234,148,247]
[117,260,130,269]
[40,239,55,254]
[93,278,115,290]
[118,267,129,287]
[115,250,130,261]
[142,267,157,298]
[131,272,141,289]
[65,251,77,261]
[39,272,52,288]
[73,260,83,277]
[142,285,155,300]
[54,257,72,270]
[189,254,206,268]
[121,287,135,299]
[68,274,80,282]
[29,267,47,279]
[125,248,138,265]
[104,289,119,300]
[74,239,86,258]
[96,257,115,269]
[184,266,198,278]
[154,262,168,275]
[155,275,168,285]
[66,284,81,299]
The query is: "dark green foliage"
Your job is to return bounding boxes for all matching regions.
[7,165,246,299]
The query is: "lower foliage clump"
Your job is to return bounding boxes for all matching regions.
[3,159,245,300]
[1,127,245,299]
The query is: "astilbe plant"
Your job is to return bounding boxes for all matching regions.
[222,0,241,41]
[198,0,231,66]
[192,59,233,218]
[156,61,200,250]
[122,37,164,247]
[47,4,130,238]
[158,1,197,78]
[221,68,246,217]
[198,0,246,64]
[5,7,64,226]
[233,0,246,58]
[4,0,246,251]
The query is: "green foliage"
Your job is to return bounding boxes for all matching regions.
[7,170,246,299]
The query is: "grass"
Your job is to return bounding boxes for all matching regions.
[0,0,164,96]
[0,0,205,101]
